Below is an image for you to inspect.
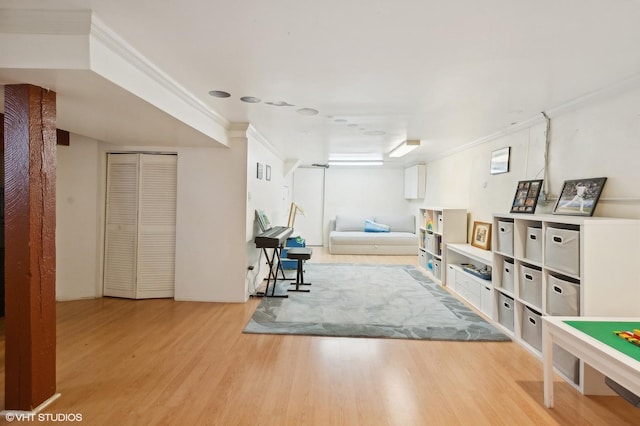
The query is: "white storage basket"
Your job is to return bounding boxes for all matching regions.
[554,344,580,385]
[498,293,514,332]
[497,221,514,255]
[521,306,542,352]
[481,284,493,318]
[419,251,428,269]
[545,226,580,275]
[519,265,542,308]
[502,259,515,292]
[547,275,580,316]
[525,227,542,262]
[433,259,442,280]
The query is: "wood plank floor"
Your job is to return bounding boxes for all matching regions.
[1,248,638,425]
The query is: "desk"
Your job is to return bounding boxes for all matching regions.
[542,316,640,408]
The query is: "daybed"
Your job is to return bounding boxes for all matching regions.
[328,215,418,255]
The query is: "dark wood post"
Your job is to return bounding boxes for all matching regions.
[4,84,57,411]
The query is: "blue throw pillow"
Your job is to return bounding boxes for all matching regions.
[364,219,390,233]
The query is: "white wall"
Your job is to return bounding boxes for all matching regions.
[420,82,640,241]
[55,124,293,303]
[245,128,291,295]
[55,133,252,303]
[323,167,413,237]
[56,134,102,300]
[174,139,248,302]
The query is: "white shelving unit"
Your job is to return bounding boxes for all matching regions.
[418,207,467,285]
[492,212,640,396]
[446,243,493,318]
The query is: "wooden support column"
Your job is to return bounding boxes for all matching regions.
[4,84,57,411]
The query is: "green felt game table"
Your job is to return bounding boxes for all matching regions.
[542,316,640,408]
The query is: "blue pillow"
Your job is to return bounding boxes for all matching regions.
[364,219,390,233]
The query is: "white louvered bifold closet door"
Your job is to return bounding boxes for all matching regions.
[103,153,177,299]
[136,154,177,298]
[104,154,139,298]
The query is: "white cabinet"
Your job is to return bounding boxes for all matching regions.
[445,243,493,317]
[418,207,467,284]
[492,212,640,394]
[404,164,426,199]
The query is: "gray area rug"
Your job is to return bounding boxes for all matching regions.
[244,263,510,341]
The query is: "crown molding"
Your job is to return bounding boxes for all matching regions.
[246,124,284,160]
[90,15,230,131]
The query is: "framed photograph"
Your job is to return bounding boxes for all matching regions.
[553,177,607,216]
[510,179,543,214]
[490,146,510,175]
[266,165,271,181]
[471,221,492,250]
[256,162,263,179]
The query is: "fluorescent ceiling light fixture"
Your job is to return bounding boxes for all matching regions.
[389,139,420,157]
[329,153,383,162]
[327,160,384,166]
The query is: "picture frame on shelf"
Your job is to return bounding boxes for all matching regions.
[490,146,510,174]
[553,177,607,216]
[256,163,263,180]
[471,221,491,250]
[510,179,543,213]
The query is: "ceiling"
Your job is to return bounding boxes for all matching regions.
[2,0,640,166]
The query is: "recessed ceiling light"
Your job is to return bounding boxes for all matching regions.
[240,96,261,103]
[266,101,295,107]
[348,123,358,127]
[334,119,347,123]
[297,108,319,116]
[364,130,386,136]
[208,90,231,98]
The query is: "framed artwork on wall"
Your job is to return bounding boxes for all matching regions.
[266,165,271,181]
[490,146,510,175]
[510,179,543,213]
[553,177,607,216]
[471,221,492,250]
[256,162,263,179]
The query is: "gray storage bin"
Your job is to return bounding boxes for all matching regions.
[498,221,514,255]
[547,274,580,316]
[502,258,515,292]
[519,265,542,308]
[521,306,542,351]
[525,227,542,262]
[498,293,514,331]
[545,226,580,275]
[554,344,580,385]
